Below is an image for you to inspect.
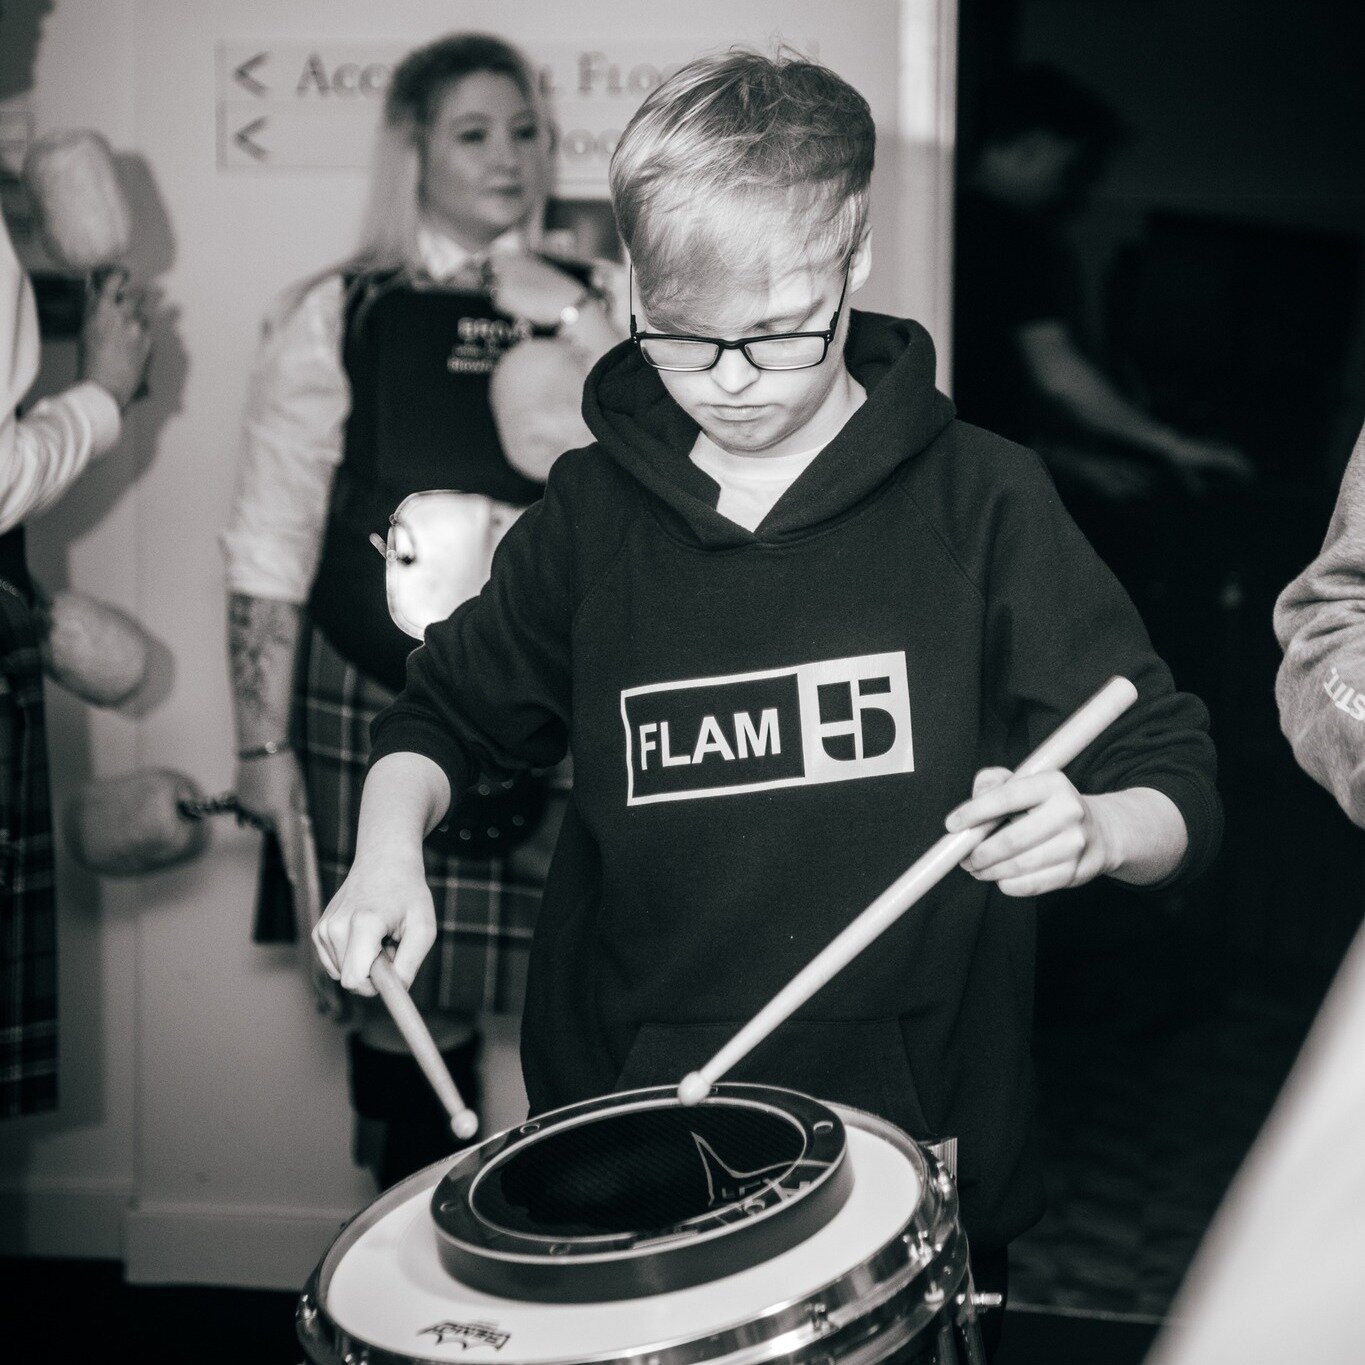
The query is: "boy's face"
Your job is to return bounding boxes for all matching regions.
[640,240,871,459]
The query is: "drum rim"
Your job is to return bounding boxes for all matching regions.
[433,1083,846,1260]
[299,1103,972,1365]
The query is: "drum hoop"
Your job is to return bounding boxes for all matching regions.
[299,1104,971,1365]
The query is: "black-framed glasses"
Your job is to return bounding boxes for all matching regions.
[629,266,850,373]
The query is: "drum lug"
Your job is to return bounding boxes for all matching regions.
[925,1281,946,1309]
[808,1301,832,1335]
[969,1292,1003,1311]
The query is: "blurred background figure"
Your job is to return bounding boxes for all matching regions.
[0,0,152,1120]
[220,31,622,1192]
[954,63,1260,728]
[954,63,1254,511]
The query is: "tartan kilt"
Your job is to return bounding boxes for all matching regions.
[295,621,544,1018]
[0,581,57,1118]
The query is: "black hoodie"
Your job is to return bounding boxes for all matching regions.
[370,311,1221,1250]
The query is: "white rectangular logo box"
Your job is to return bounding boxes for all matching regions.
[621,653,914,806]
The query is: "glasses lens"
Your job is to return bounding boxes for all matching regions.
[638,338,721,371]
[744,335,828,370]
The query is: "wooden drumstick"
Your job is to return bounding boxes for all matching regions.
[369,949,479,1140]
[678,676,1139,1107]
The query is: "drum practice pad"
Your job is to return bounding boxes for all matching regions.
[431,1085,851,1301]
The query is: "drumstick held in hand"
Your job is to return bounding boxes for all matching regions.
[678,676,1139,1107]
[369,949,479,1140]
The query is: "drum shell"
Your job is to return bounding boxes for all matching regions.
[298,1102,982,1365]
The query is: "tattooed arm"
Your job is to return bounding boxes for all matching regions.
[228,592,301,753]
[228,591,307,833]
[222,276,347,836]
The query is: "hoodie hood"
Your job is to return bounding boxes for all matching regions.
[582,310,956,548]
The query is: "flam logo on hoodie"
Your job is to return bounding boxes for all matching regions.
[621,653,914,805]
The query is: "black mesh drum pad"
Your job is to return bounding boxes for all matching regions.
[430,1085,852,1301]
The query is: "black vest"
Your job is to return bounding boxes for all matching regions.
[0,526,32,598]
[307,265,588,691]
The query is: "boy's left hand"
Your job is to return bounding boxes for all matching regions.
[944,768,1115,897]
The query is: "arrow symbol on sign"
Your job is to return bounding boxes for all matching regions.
[233,52,269,96]
[234,117,269,162]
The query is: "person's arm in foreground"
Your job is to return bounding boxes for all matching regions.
[1273,425,1365,828]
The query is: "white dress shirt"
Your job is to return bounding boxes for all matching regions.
[0,213,122,537]
[220,226,524,604]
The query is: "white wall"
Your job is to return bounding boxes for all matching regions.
[0,0,953,1287]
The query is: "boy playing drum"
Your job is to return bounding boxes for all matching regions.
[314,51,1221,1358]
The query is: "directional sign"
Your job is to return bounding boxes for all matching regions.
[233,52,269,97]
[220,101,384,170]
[232,115,268,162]
[215,38,810,192]
[216,42,400,170]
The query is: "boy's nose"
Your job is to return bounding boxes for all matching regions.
[709,346,760,394]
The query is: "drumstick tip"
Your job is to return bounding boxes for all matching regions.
[451,1110,479,1140]
[678,1071,709,1107]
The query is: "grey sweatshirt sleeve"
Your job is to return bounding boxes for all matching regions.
[1273,425,1365,827]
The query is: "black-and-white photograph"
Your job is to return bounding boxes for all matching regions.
[1,2,1361,1361]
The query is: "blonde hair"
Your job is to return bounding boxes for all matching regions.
[610,49,874,329]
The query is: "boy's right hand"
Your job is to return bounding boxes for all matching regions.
[312,853,435,997]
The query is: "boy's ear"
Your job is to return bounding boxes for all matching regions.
[850,232,873,291]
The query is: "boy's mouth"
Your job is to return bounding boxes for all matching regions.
[709,405,771,421]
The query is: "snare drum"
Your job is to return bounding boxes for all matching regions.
[300,1089,984,1365]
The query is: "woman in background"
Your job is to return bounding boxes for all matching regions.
[221,32,621,1188]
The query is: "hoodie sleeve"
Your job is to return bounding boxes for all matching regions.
[981,449,1222,886]
[367,462,578,805]
[1273,427,1365,827]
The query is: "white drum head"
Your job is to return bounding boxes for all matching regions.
[315,1119,921,1363]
